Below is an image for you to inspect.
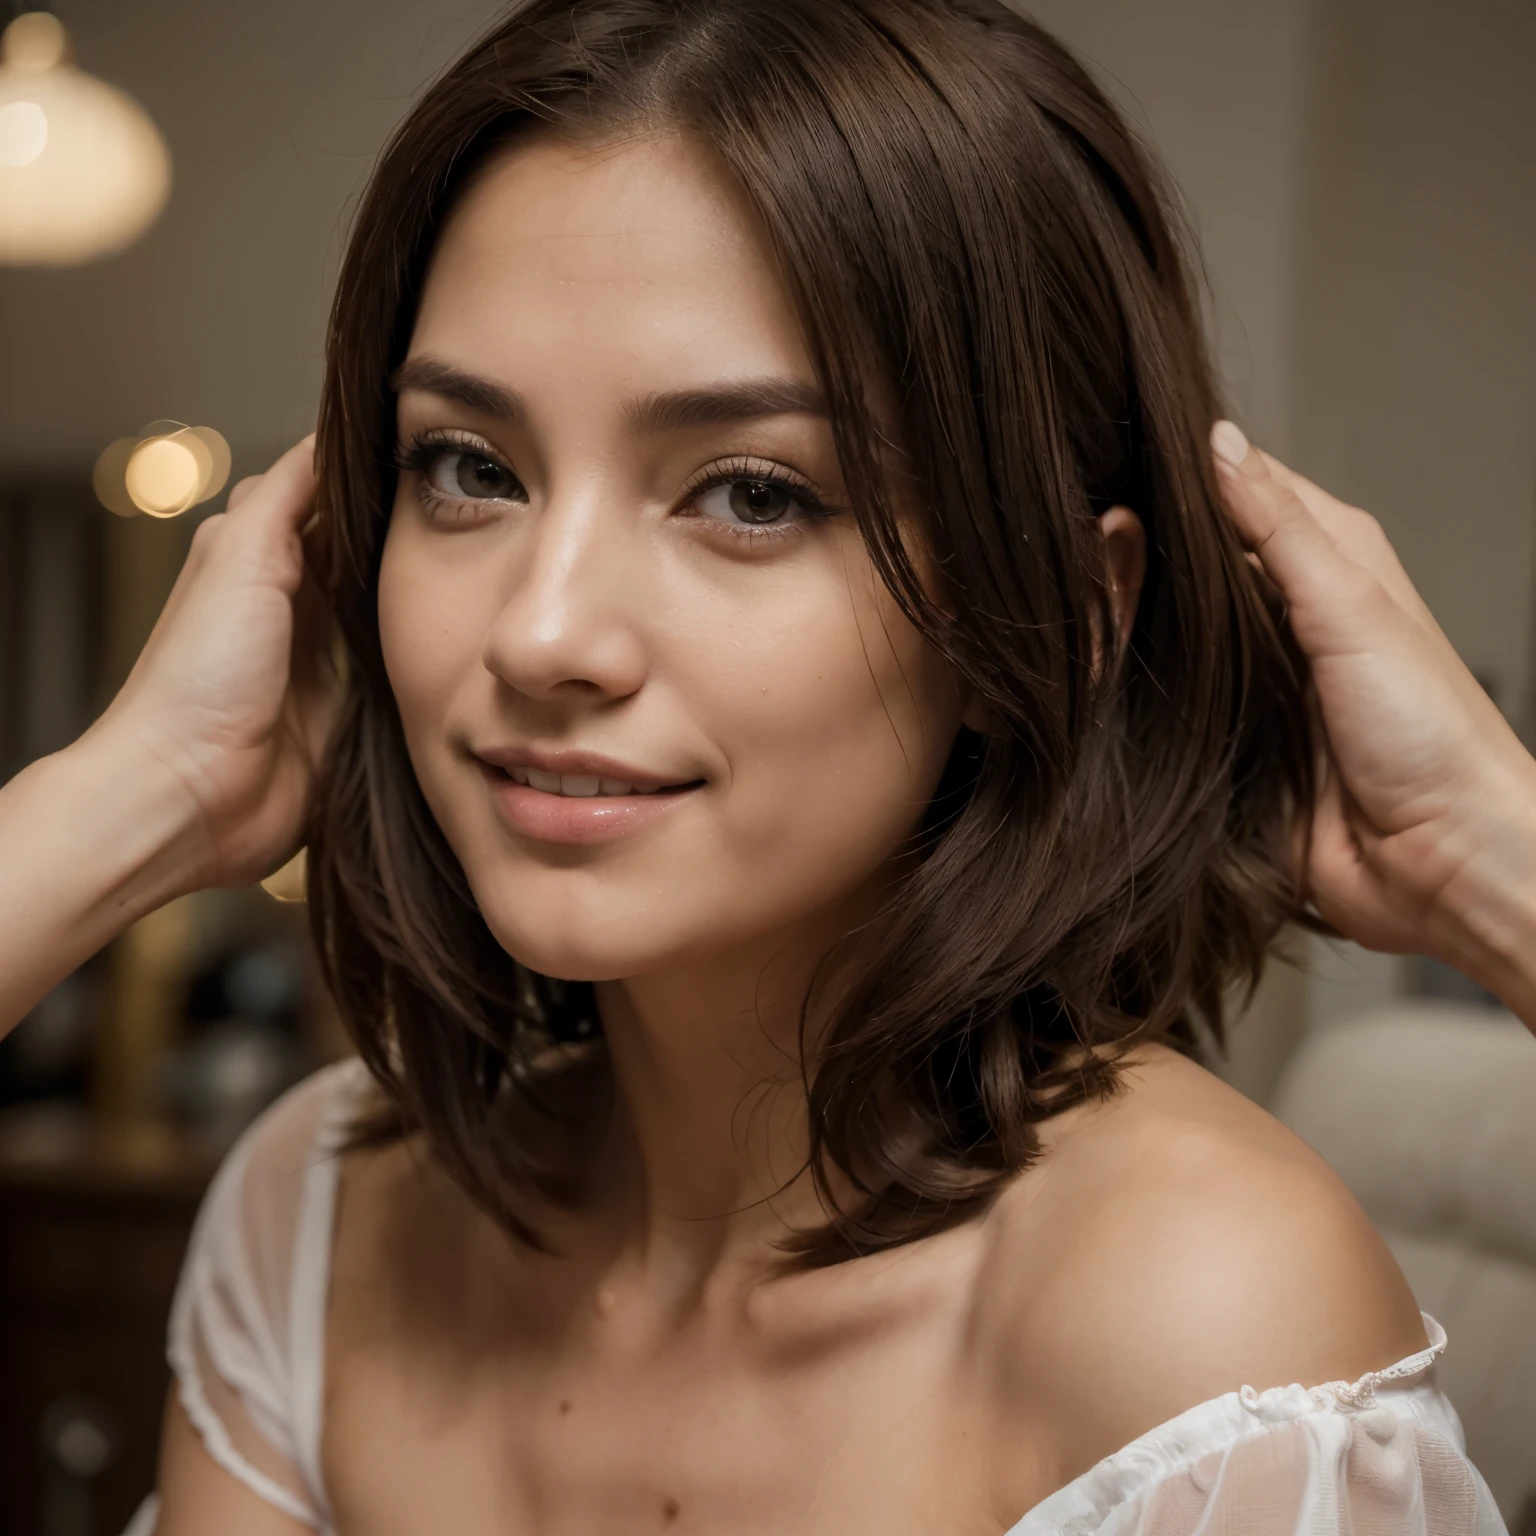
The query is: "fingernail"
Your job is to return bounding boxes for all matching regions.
[1211,419,1250,469]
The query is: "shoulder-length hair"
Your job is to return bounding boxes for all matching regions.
[308,0,1314,1264]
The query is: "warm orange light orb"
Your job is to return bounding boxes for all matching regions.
[94,424,233,518]
[125,436,201,517]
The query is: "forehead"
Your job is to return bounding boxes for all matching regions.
[411,129,813,384]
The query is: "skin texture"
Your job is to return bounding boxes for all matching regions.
[0,127,1521,1534]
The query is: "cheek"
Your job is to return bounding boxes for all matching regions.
[702,569,963,890]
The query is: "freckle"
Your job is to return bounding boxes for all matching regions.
[662,1497,681,1522]
[558,1399,571,1414]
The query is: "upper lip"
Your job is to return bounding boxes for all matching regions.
[473,744,700,792]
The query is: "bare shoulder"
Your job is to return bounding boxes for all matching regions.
[971,1044,1427,1476]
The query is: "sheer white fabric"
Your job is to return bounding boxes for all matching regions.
[126,1058,369,1536]
[127,1060,1509,1536]
[1008,1347,1505,1535]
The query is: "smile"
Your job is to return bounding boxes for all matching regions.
[475,754,704,847]
[504,766,668,798]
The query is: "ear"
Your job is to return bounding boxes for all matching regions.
[962,507,1147,735]
[1095,505,1146,670]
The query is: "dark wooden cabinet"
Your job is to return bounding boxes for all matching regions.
[0,1120,215,1536]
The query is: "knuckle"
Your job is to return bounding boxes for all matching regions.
[189,513,227,552]
[1349,506,1386,543]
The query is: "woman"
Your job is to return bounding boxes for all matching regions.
[0,1,1526,1530]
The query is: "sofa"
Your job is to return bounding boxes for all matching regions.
[1271,1001,1536,1529]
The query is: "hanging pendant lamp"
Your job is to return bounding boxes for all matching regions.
[0,7,171,266]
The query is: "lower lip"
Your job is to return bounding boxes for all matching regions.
[482,768,700,846]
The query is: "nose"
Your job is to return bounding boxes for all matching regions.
[480,486,649,706]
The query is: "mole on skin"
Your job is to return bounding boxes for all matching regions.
[662,1497,682,1523]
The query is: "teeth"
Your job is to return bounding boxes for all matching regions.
[507,766,667,798]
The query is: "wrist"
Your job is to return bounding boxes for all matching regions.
[0,730,216,1029]
[47,722,214,917]
[1428,767,1536,1027]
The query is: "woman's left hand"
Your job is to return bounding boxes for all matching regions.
[1211,421,1536,1030]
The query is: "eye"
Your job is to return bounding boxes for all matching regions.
[423,447,523,503]
[693,476,816,528]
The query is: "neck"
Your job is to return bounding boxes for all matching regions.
[589,907,870,1293]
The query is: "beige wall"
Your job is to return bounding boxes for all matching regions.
[1293,0,1536,730]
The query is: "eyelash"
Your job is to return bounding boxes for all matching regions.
[393,431,842,543]
[679,455,841,543]
[393,431,523,523]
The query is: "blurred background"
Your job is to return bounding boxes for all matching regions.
[0,0,1532,1531]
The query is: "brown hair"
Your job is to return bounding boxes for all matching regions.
[309,0,1314,1263]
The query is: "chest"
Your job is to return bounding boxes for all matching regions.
[318,1213,1053,1536]
[322,1329,1031,1535]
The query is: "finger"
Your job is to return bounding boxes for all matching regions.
[234,435,318,542]
[1253,452,1440,635]
[1211,421,1374,616]
[225,476,262,513]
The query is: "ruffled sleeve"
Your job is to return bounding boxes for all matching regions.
[126,1059,367,1535]
[1010,1316,1509,1535]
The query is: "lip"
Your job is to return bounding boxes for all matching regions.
[475,744,693,792]
[473,744,704,847]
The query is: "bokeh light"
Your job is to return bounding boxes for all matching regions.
[0,98,47,166]
[93,424,233,518]
[125,437,201,517]
[0,11,171,266]
[2,11,67,71]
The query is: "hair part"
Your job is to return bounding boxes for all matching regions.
[309,0,1315,1265]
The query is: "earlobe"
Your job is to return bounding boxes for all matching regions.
[1099,505,1146,648]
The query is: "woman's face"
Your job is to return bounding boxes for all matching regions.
[378,129,968,982]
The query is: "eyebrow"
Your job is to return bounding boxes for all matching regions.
[390,356,828,435]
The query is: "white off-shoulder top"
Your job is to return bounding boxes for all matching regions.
[124,1059,1509,1536]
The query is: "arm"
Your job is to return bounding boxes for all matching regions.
[152,1393,315,1536]
[0,437,336,1034]
[1211,422,1536,1032]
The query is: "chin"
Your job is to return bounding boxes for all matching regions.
[474,893,699,983]
[470,874,822,985]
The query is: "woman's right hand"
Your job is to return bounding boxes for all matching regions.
[88,435,340,892]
